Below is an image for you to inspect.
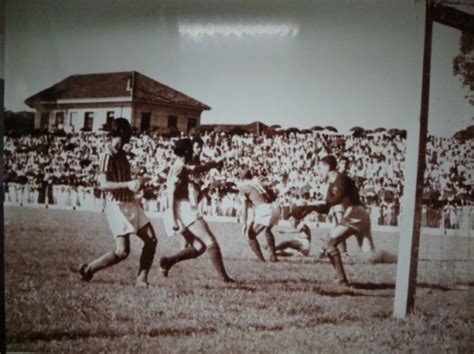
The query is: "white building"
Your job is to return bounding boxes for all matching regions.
[25,71,211,133]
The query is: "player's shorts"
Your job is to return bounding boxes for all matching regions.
[163,200,203,237]
[105,200,149,238]
[339,205,371,235]
[254,203,281,227]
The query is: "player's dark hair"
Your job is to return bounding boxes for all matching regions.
[321,155,337,171]
[110,118,133,144]
[173,138,193,158]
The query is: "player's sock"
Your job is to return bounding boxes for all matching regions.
[327,247,348,284]
[248,238,265,262]
[339,240,347,254]
[264,230,278,262]
[207,243,232,282]
[138,240,157,279]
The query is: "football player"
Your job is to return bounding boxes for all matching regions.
[76,118,158,287]
[238,169,281,262]
[159,138,234,283]
[316,155,376,285]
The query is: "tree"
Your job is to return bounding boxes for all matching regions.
[453,31,474,105]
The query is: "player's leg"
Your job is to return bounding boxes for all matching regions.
[159,228,206,277]
[275,239,306,255]
[80,235,131,281]
[323,225,354,284]
[135,223,158,286]
[186,218,233,282]
[247,222,266,262]
[263,226,278,262]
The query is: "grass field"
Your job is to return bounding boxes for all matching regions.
[5,206,474,353]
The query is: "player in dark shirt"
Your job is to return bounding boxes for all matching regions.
[317,155,373,285]
[74,118,158,287]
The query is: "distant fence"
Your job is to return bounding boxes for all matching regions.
[4,186,473,237]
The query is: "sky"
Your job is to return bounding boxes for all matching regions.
[5,0,473,137]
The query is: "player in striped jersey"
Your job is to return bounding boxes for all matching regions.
[160,138,234,283]
[76,118,157,287]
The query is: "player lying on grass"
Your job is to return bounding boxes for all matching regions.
[274,215,312,257]
[76,118,158,287]
[159,138,234,283]
[272,198,325,257]
[238,170,327,262]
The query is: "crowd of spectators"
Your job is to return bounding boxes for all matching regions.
[3,129,473,229]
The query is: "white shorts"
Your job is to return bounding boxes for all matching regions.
[254,203,281,227]
[105,200,149,238]
[164,200,202,237]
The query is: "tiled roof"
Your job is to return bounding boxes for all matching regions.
[25,71,210,110]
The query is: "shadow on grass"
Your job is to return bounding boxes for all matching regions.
[351,282,452,291]
[9,326,217,343]
[8,330,123,343]
[204,279,393,297]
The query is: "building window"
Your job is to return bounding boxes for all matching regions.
[55,111,65,127]
[187,117,197,133]
[106,111,115,131]
[141,112,151,132]
[83,112,94,131]
[167,115,177,128]
[40,112,49,130]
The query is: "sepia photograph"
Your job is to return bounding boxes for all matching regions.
[2,0,473,352]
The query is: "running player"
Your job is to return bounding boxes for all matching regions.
[159,138,234,283]
[76,118,158,287]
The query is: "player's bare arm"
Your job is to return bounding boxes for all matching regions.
[187,150,236,175]
[241,196,249,235]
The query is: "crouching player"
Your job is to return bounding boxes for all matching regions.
[160,138,234,283]
[76,118,157,287]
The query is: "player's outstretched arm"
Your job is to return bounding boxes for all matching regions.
[187,151,237,175]
[97,174,140,192]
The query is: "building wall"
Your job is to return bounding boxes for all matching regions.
[34,103,132,132]
[132,102,202,133]
[32,101,205,133]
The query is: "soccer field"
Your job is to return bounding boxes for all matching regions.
[4,207,474,353]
